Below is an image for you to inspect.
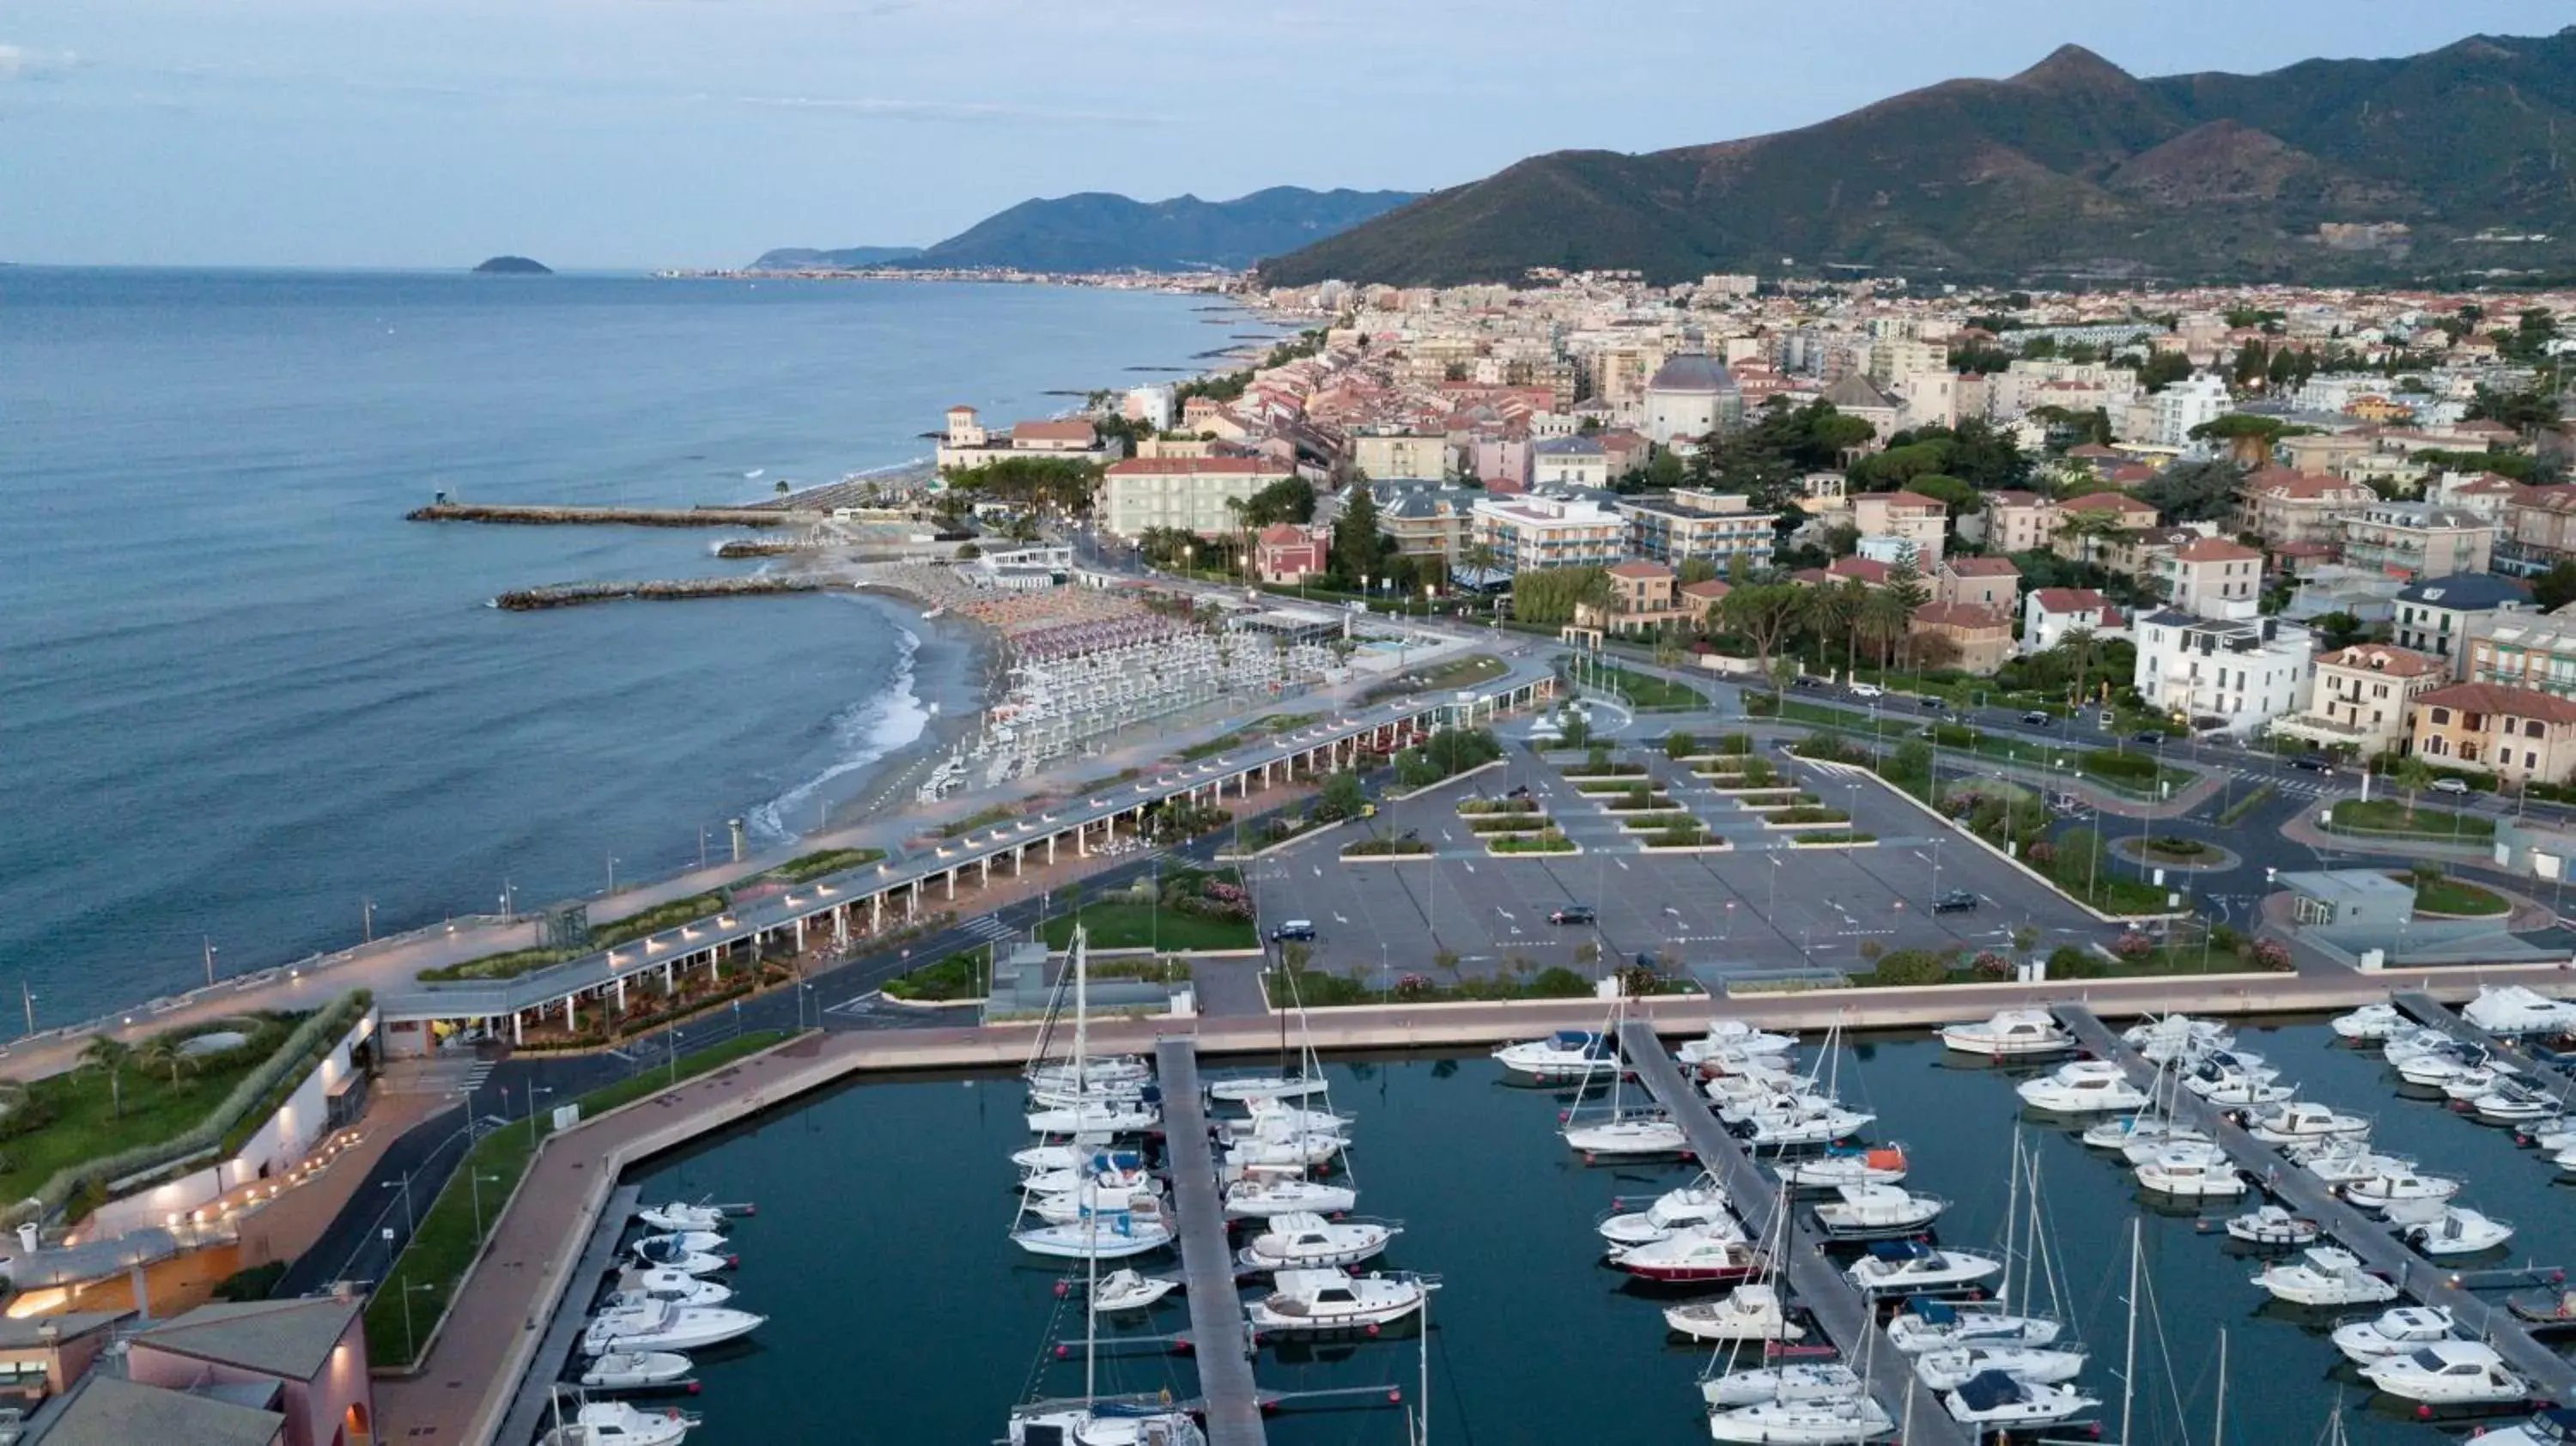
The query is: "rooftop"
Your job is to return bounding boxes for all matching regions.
[1942,556,2020,577]
[1646,354,1738,395]
[130,1296,363,1381]
[35,1375,283,1446]
[2397,574,2529,608]
[2416,682,2576,725]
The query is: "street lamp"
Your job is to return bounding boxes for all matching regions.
[668,1027,685,1085]
[606,854,622,895]
[381,1174,416,1236]
[361,898,375,944]
[467,1168,503,1241]
[399,1279,436,1362]
[526,1085,556,1146]
[202,937,217,987]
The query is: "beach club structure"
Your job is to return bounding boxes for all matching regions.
[373,674,1553,1052]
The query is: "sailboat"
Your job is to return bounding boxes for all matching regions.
[1005,926,1204,1446]
[1012,930,1176,1261]
[1560,1001,1687,1160]
[1886,1133,2063,1352]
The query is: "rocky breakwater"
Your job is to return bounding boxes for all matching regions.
[410,501,805,528]
[494,577,828,611]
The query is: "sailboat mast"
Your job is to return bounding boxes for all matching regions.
[1418,1287,1431,1446]
[1998,1131,2020,1309]
[1075,929,1097,1407]
[2213,1328,2227,1446]
[2118,1215,2141,1446]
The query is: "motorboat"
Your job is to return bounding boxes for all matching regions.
[1704,1394,1893,1445]
[2464,984,2576,1037]
[1243,1268,1431,1334]
[1223,1133,1349,1171]
[2134,1142,2247,1197]
[2474,1078,2566,1127]
[1885,1299,2063,1354]
[1022,1158,1157,1198]
[2300,1139,2415,1186]
[1698,1047,1801,1083]
[2251,1246,2398,1307]
[1776,1145,1907,1190]
[1813,1184,1946,1241]
[2183,1054,2294,1107]
[1703,1364,1862,1407]
[539,1400,699,1446]
[2442,1066,2524,1103]
[1913,1345,2087,1392]
[578,1351,695,1393]
[1937,1009,2074,1059]
[634,1230,726,1258]
[1091,1268,1180,1313]
[1678,1020,1799,1066]
[2119,1124,2217,1166]
[2124,1014,2233,1063]
[2223,1205,2321,1248]
[635,1202,732,1234]
[2015,1060,2150,1114]
[1024,1100,1161,1136]
[1205,1073,1328,1103]
[2520,1117,2576,1151]
[630,1236,730,1276]
[2247,1101,2372,1146]
[581,1301,765,1355]
[2330,1305,2458,1364]
[1942,1370,2100,1430]
[1600,1178,1735,1247]
[1563,1114,1691,1160]
[2360,1340,2534,1407]
[2332,1003,2405,1042]
[1664,1283,1805,1342]
[1012,1142,1132,1176]
[2553,1146,2576,1177]
[1216,1103,1353,1143]
[2080,1112,2198,1152]
[1236,1212,1396,1271]
[1012,1202,1176,1261]
[1492,1030,1620,1083]
[1737,1097,1875,1149]
[2471,1410,2576,1446]
[1026,1178,1165,1226]
[2394,1047,2500,1092]
[2343,1169,2463,1212]
[1006,1401,1206,1446]
[1844,1242,2003,1298]
[607,1268,732,1308]
[1222,1174,1356,1220]
[2507,1286,2576,1331]
[1026,1054,1152,1091]
[1607,1225,1765,1284]
[1026,1074,1157,1110]
[2392,1204,2516,1255]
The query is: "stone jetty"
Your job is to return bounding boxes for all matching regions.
[409,501,802,528]
[494,577,826,610]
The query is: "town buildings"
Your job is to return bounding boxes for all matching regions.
[2024,588,2126,652]
[2133,611,2316,734]
[937,407,1121,472]
[2409,683,2576,784]
[2393,574,2531,658]
[1618,489,1774,569]
[2339,501,2495,580]
[2155,538,2263,619]
[1471,495,1626,571]
[2274,643,2448,756]
[1851,491,1947,566]
[2239,468,2376,550]
[2464,612,2576,699]
[1641,354,1743,447]
[1099,455,1295,538]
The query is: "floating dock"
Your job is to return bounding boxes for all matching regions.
[2054,1004,2576,1403]
[495,1182,645,1446]
[1155,1040,1266,1446]
[2394,991,2567,1083]
[1619,1020,1971,1446]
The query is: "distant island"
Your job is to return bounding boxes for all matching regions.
[472,256,553,275]
[750,186,1418,276]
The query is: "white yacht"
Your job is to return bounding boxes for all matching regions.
[2472,1411,2576,1446]
[1704,1395,1894,1445]
[1022,1158,1157,1198]
[1564,1114,1692,1160]
[1703,1363,1862,1407]
[2223,1205,2321,1248]
[2081,1111,2198,1151]
[2464,984,2576,1037]
[2251,1246,2399,1307]
[1205,1073,1328,1104]
[1942,1370,2100,1430]
[1607,1226,1764,1285]
[1739,1098,1875,1148]
[2361,1341,2534,1407]
[635,1202,730,1234]
[1008,1402,1206,1446]
[1012,1142,1131,1176]
[2016,1060,2150,1114]
[1492,1029,1620,1083]
[539,1400,698,1446]
[2331,1003,2405,1042]
[2134,1141,2247,1197]
[2343,1169,2463,1212]
[1236,1212,1395,1271]
[1937,1009,2074,1059]
[1221,1173,1356,1220]
[1091,1268,1181,1313]
[1664,1283,1804,1342]
[2392,1203,2516,1255]
[1012,1202,1176,1261]
[1242,1269,1431,1334]
[1813,1184,1946,1240]
[1025,1179,1165,1226]
[606,1268,732,1309]
[2247,1100,2372,1145]
[2123,1014,2233,1063]
[1885,1299,2063,1353]
[1913,1344,2087,1392]
[629,1236,729,1276]
[2184,1054,2295,1106]
[1776,1144,1908,1190]
[581,1302,765,1356]
[2300,1139,2414,1186]
[1845,1242,2003,1297]
[1024,1101,1162,1136]
[578,1351,695,1392]
[1222,1132,1350,1171]
[1600,1178,1735,1247]
[2330,1305,2458,1364]
[2474,1078,2565,1127]
[1216,1103,1353,1143]
[1678,1020,1799,1066]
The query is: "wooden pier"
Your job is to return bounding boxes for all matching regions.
[2053,1004,2576,1403]
[1619,1021,1971,1446]
[1155,1040,1266,1446]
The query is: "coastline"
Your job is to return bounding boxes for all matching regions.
[813,597,1001,835]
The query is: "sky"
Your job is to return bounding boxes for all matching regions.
[6,1,2573,270]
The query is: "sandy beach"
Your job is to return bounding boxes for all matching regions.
[817,591,1002,833]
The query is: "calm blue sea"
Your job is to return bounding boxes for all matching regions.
[0,269,1224,1023]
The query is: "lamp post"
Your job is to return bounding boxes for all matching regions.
[606,854,621,895]
[202,937,217,987]
[467,1168,502,1242]
[526,1084,556,1147]
[668,1027,685,1086]
[401,1279,435,1362]
[381,1174,416,1236]
[361,898,375,944]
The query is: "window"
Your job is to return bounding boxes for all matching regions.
[2431,708,2451,725]
[2530,720,2547,738]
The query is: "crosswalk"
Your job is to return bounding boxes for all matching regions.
[2210,766,2339,799]
[958,914,1018,945]
[461,1060,495,1094]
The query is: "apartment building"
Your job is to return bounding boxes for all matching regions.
[2464,612,2576,700]
[2496,484,2576,576]
[1529,435,1613,489]
[1851,490,1947,567]
[1935,555,2021,613]
[2393,574,2530,658]
[1471,495,1626,571]
[1618,489,1774,569]
[2154,538,2263,619]
[1352,431,1451,481]
[2051,491,2160,562]
[2146,374,2231,447]
[2132,611,2316,735]
[2024,588,2127,652]
[1574,561,1698,635]
[1909,602,2014,675]
[2239,467,2376,550]
[2339,501,2494,580]
[2409,683,2576,785]
[1966,490,2058,555]
[1372,483,1472,561]
[1100,456,1296,538]
[2274,644,2447,757]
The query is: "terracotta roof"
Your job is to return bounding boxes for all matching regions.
[1984,490,2049,507]
[2317,645,2445,678]
[2171,538,2263,563]
[1878,490,1947,511]
[2248,466,2366,499]
[1012,420,1097,443]
[1607,561,1673,580]
[2416,683,2576,726]
[1942,556,2021,577]
[1827,556,1892,584]
[2510,485,2576,514]
[1105,457,1293,477]
[1911,601,2010,630]
[2060,491,2154,513]
[2031,586,2111,612]
[1256,523,1317,546]
[130,1296,361,1381]
[1679,579,1732,601]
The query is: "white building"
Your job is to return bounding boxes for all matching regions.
[2133,610,2317,736]
[2147,374,2233,449]
[1530,436,1613,489]
[1641,354,1743,447]
[1123,385,1175,433]
[1099,456,1294,538]
[1472,495,1625,572]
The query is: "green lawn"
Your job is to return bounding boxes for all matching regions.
[365,1028,796,1367]
[1037,906,1257,953]
[2409,872,2512,917]
[1767,699,2196,796]
[758,847,885,884]
[939,805,1021,838]
[1590,665,1708,710]
[0,1015,301,1207]
[592,892,727,950]
[883,948,988,1002]
[2329,799,2494,841]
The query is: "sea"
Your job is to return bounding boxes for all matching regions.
[0,268,1233,1024]
[629,1024,2576,1446]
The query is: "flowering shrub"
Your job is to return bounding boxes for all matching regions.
[1971,951,2013,980]
[2112,932,2154,960]
[2027,841,2057,867]
[2250,939,2293,971]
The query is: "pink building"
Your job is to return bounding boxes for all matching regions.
[125,1296,374,1446]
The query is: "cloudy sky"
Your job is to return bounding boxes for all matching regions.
[6,1,2570,269]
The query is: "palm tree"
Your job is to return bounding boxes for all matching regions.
[82,1037,132,1119]
[1807,580,1864,681]
[1856,587,1912,674]
[2060,626,2100,708]
[2391,756,2435,827]
[137,1034,192,1085]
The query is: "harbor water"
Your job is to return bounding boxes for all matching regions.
[625,1020,2576,1446]
[0,268,1228,1019]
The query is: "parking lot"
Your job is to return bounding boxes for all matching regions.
[1242,740,2113,987]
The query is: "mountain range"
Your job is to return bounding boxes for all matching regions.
[751,186,1418,274]
[1258,27,2576,288]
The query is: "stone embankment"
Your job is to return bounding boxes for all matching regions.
[714,538,809,558]
[494,577,826,611]
[408,502,803,528]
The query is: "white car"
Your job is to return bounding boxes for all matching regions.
[2430,777,2472,795]
[1849,683,1884,699]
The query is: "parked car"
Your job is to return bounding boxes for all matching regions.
[2430,777,2473,795]
[1795,676,1831,690]
[1919,696,1947,712]
[1549,905,1597,926]
[2290,754,2334,774]
[1271,920,1318,943]
[1849,683,1884,699]
[2021,710,2052,726]
[1506,784,1534,799]
[1932,890,1981,914]
[2130,730,2165,744]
